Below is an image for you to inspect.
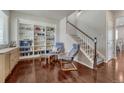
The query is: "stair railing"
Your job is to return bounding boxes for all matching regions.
[67,20,97,69]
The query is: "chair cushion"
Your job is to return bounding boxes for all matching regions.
[58,44,79,61]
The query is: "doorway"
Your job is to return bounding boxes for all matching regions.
[115,17,124,55]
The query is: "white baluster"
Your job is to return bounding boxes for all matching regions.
[87,39,89,56]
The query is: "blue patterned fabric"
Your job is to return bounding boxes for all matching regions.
[50,42,65,54]
[58,44,80,61]
[55,42,65,53]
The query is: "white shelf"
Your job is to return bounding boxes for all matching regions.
[19,55,41,60]
[18,21,56,58]
[20,50,33,53]
[34,49,45,51]
[34,45,45,46]
[20,46,33,48]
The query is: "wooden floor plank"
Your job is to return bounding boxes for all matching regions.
[5,52,124,83]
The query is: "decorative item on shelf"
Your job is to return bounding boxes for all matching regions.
[19,24,32,31]
[37,33,41,36]
[9,41,16,47]
[43,28,45,32]
[34,25,42,32]
[51,28,54,31]
[41,33,45,36]
[20,40,32,47]
[19,26,25,30]
[34,33,38,37]
[26,27,32,31]
[47,37,54,40]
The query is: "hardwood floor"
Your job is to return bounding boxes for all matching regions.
[5,52,124,83]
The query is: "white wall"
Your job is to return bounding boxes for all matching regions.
[117,26,124,39]
[2,10,10,16]
[67,10,107,57]
[10,11,59,44]
[66,11,78,35]
[77,11,106,57]
[59,17,77,52]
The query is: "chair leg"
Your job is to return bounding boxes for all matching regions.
[60,60,77,71]
[60,60,64,70]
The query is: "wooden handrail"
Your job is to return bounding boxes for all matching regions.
[67,20,94,41]
[93,37,97,69]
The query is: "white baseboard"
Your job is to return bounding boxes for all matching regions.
[105,57,116,63]
[74,59,93,69]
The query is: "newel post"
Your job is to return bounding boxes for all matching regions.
[93,37,97,69]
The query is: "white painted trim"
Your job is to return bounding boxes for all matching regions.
[80,48,93,63]
[105,57,116,63]
[69,35,93,62]
[75,59,93,69]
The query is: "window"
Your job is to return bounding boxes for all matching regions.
[0,11,8,45]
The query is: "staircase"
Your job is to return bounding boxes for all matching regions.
[66,20,105,69]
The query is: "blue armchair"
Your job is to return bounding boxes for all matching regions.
[58,44,80,71]
[50,42,65,54]
[54,42,65,53]
[49,42,65,62]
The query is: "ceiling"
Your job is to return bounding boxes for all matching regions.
[12,10,75,21]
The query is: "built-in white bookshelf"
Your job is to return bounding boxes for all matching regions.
[46,26,55,53]
[34,25,46,55]
[18,19,56,58]
[19,23,34,57]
